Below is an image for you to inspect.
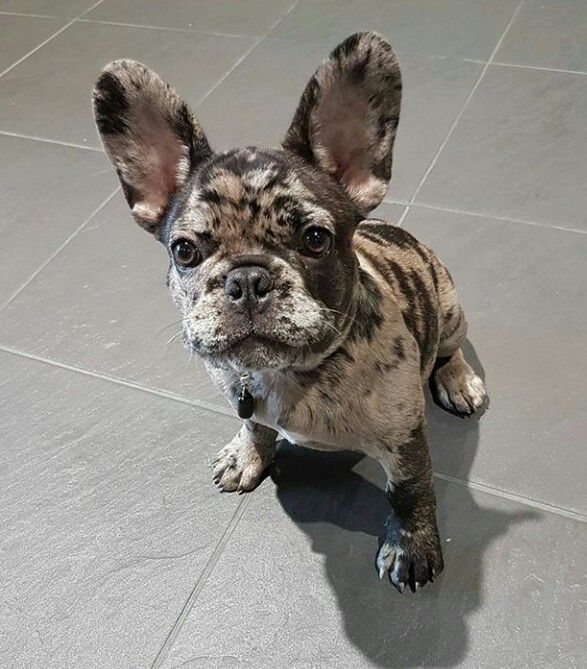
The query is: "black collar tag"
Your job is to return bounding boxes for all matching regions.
[237,372,254,419]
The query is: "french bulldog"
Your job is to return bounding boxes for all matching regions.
[93,32,487,593]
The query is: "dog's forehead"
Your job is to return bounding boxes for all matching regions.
[171,148,334,240]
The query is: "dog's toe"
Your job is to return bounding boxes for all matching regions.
[212,443,268,493]
[433,352,487,417]
[376,536,443,594]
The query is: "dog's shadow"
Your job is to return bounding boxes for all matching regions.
[270,342,537,667]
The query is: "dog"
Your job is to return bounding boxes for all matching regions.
[93,32,487,593]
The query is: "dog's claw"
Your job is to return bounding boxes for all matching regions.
[377,527,443,594]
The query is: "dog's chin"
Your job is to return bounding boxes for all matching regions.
[189,319,339,371]
[222,335,299,371]
[189,331,303,371]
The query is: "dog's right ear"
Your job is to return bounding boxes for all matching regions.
[283,32,401,215]
[93,60,212,237]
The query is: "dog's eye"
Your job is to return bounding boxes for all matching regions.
[172,240,201,269]
[300,227,332,257]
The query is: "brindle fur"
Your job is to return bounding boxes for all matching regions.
[93,32,487,593]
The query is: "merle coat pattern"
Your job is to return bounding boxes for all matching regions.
[93,32,487,593]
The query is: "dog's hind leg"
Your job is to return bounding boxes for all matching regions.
[433,345,487,416]
[432,281,487,416]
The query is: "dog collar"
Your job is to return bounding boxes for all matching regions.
[237,372,254,419]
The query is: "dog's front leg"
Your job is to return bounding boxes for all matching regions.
[213,421,277,492]
[375,420,444,592]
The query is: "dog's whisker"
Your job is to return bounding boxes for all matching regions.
[165,330,184,348]
[156,319,184,337]
[320,320,344,337]
[320,305,348,319]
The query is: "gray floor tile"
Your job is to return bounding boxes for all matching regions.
[0,135,116,307]
[84,0,297,37]
[0,350,241,666]
[0,0,95,17]
[269,0,517,60]
[405,206,587,514]
[416,65,587,230]
[495,0,587,73]
[196,39,482,202]
[0,192,226,408]
[371,201,406,223]
[0,21,255,148]
[392,57,482,202]
[0,14,63,72]
[162,448,585,668]
[194,39,327,150]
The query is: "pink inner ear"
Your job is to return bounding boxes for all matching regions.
[126,103,189,224]
[312,79,376,203]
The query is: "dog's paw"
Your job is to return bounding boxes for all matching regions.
[376,526,444,593]
[212,438,271,493]
[433,353,487,416]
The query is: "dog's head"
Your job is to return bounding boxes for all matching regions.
[93,32,401,371]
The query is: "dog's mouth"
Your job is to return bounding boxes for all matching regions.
[187,324,306,368]
[212,331,302,371]
[226,332,295,354]
[185,305,344,370]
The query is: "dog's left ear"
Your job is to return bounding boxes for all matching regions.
[93,60,212,237]
[283,32,402,214]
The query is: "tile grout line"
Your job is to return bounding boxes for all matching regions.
[191,0,303,110]
[1,343,585,526]
[194,38,265,108]
[150,495,252,669]
[491,60,587,77]
[0,187,120,313]
[76,0,110,20]
[434,472,586,523]
[262,35,490,64]
[396,0,527,228]
[0,0,109,81]
[76,17,263,40]
[0,344,236,418]
[0,10,57,19]
[384,200,587,236]
[0,130,103,153]
[0,18,76,80]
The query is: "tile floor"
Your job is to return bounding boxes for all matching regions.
[0,1,585,667]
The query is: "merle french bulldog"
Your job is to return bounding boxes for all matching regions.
[93,32,487,593]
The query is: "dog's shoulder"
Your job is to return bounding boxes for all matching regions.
[355,216,456,296]
[354,217,455,377]
[356,218,435,268]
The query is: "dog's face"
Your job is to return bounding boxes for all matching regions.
[93,32,401,371]
[163,148,361,371]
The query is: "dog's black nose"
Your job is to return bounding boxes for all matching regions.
[224,265,274,311]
